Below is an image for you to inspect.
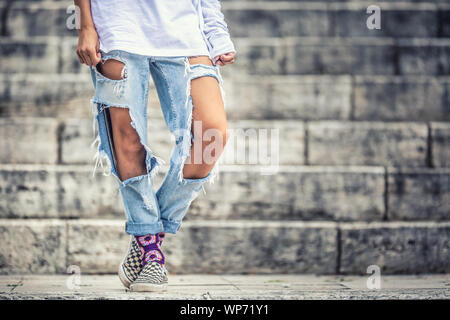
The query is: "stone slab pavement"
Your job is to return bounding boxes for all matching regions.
[0,274,449,300]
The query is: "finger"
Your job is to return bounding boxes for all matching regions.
[76,50,85,64]
[79,50,90,65]
[77,50,88,65]
[223,57,235,65]
[221,54,234,62]
[88,49,101,66]
[82,50,93,66]
[93,51,102,66]
[213,57,222,66]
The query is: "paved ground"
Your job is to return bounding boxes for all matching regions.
[0,274,449,300]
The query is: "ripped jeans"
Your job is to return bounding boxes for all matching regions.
[89,50,225,235]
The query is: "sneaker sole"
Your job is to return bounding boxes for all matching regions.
[130,282,168,292]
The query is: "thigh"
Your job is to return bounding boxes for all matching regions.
[95,58,137,137]
[91,51,151,172]
[94,53,145,146]
[188,56,226,128]
[108,107,136,137]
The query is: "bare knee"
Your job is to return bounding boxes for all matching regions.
[183,121,229,179]
[200,120,229,149]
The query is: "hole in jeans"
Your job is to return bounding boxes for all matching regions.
[105,106,148,182]
[181,56,224,181]
[96,58,127,80]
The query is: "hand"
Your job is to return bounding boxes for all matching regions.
[214,52,235,66]
[76,27,101,66]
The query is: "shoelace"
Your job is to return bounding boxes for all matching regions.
[135,232,165,266]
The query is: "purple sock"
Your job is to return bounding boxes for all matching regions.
[135,232,165,266]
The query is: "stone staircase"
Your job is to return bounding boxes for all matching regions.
[0,0,449,275]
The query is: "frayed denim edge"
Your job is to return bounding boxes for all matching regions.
[179,58,226,195]
[89,99,166,187]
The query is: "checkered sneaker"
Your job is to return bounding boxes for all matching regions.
[118,235,143,288]
[130,261,169,291]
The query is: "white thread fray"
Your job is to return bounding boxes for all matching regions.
[89,101,165,181]
[90,101,112,177]
[127,111,165,186]
[178,57,194,184]
[92,149,112,177]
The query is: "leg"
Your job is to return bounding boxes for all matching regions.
[96,58,146,182]
[90,51,164,236]
[90,51,169,291]
[182,56,229,179]
[151,55,228,234]
[108,107,147,181]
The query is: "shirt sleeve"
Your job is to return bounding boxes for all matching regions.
[200,0,236,59]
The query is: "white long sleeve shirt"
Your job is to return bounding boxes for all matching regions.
[90,0,236,62]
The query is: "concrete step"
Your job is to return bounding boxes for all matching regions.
[223,0,450,2]
[2,274,450,300]
[0,219,449,274]
[6,275,450,300]
[0,1,449,38]
[224,2,450,38]
[2,37,450,76]
[306,121,429,167]
[0,117,304,165]
[1,117,449,167]
[432,122,450,167]
[21,0,450,2]
[387,167,450,221]
[22,0,450,2]
[1,164,450,221]
[1,73,449,121]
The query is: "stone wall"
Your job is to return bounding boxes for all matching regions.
[0,0,449,274]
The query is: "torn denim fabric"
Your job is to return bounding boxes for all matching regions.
[89,50,226,235]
